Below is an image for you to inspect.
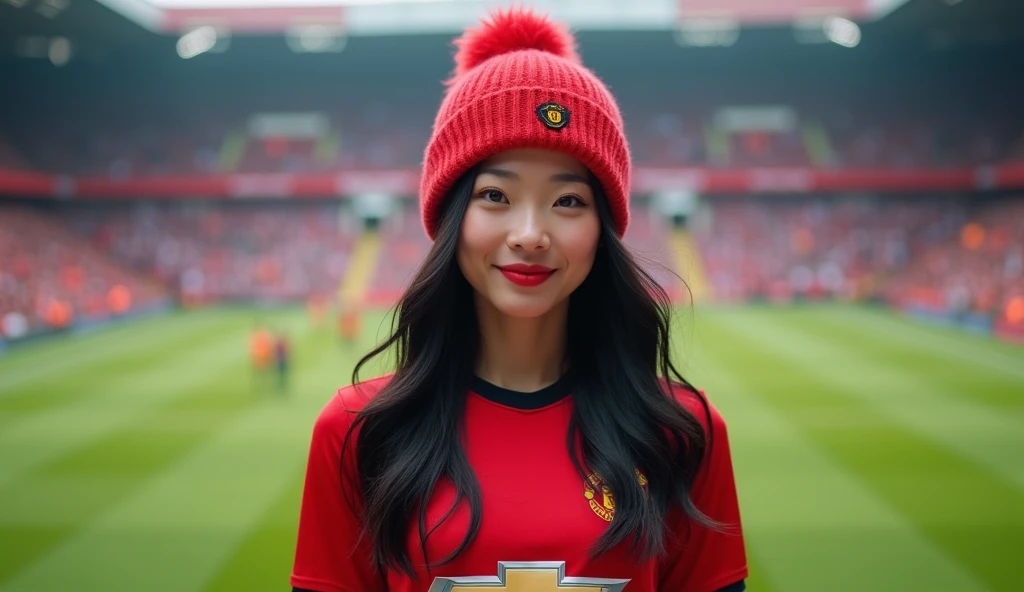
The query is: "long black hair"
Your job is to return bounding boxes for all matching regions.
[344,166,721,578]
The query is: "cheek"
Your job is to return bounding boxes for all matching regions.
[560,216,601,276]
[457,207,501,280]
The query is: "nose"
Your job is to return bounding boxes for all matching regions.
[506,206,550,252]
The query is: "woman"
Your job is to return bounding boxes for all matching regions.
[291,8,747,592]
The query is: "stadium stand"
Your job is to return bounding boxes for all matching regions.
[366,207,433,307]
[62,202,358,304]
[692,196,1024,324]
[0,204,170,336]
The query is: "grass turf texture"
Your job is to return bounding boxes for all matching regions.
[0,304,1020,591]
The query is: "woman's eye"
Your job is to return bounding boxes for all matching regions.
[556,195,585,208]
[481,189,508,203]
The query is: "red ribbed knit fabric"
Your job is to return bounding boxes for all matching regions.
[420,9,631,240]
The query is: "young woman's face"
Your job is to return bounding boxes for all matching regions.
[458,148,601,319]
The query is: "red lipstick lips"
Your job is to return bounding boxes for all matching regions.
[496,264,556,287]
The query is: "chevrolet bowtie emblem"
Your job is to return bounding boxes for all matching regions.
[427,561,630,592]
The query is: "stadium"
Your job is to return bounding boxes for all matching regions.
[1,0,1023,590]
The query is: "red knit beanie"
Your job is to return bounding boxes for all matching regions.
[420,8,631,240]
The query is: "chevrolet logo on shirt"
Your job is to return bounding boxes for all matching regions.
[427,561,629,592]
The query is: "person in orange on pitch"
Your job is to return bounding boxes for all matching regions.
[249,322,274,391]
[338,302,361,347]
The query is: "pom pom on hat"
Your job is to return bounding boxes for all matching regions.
[451,7,580,80]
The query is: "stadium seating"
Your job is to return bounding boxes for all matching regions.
[0,205,170,336]
[63,202,358,304]
[366,208,433,307]
[622,208,679,290]
[692,196,1024,322]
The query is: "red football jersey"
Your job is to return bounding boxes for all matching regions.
[291,375,747,592]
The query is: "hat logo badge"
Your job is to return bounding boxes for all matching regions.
[537,102,570,130]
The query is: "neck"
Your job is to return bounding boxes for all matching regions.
[474,295,569,393]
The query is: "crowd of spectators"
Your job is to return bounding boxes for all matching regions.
[693,196,1024,323]
[2,194,1022,340]
[63,202,359,304]
[0,205,170,338]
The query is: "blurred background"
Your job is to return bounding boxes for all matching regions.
[1,0,1023,590]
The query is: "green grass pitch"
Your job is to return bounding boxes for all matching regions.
[0,304,1021,591]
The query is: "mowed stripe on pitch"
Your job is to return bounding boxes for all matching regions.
[1,314,340,592]
[201,474,307,592]
[802,306,1024,414]
[0,313,255,491]
[0,312,243,424]
[0,309,223,396]
[703,307,1021,590]
[686,322,985,592]
[772,307,1024,490]
[828,306,1024,381]
[0,312,296,586]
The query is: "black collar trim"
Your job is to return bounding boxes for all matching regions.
[471,374,572,410]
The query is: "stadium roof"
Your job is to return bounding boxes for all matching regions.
[0,0,160,61]
[875,0,1024,49]
[84,0,915,34]
[1,0,1023,63]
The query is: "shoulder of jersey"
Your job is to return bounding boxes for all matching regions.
[334,374,393,412]
[315,374,394,435]
[666,381,728,435]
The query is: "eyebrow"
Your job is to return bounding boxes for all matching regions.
[480,168,589,185]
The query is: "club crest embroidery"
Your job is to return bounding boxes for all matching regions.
[427,561,630,591]
[537,102,570,130]
[584,470,649,522]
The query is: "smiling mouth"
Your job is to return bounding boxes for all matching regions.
[495,265,556,287]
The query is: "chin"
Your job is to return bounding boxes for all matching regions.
[489,292,560,319]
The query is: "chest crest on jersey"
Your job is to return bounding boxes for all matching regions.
[583,470,649,522]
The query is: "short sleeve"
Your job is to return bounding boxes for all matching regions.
[659,396,748,592]
[291,387,387,592]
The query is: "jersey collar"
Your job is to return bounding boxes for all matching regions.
[470,374,572,410]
